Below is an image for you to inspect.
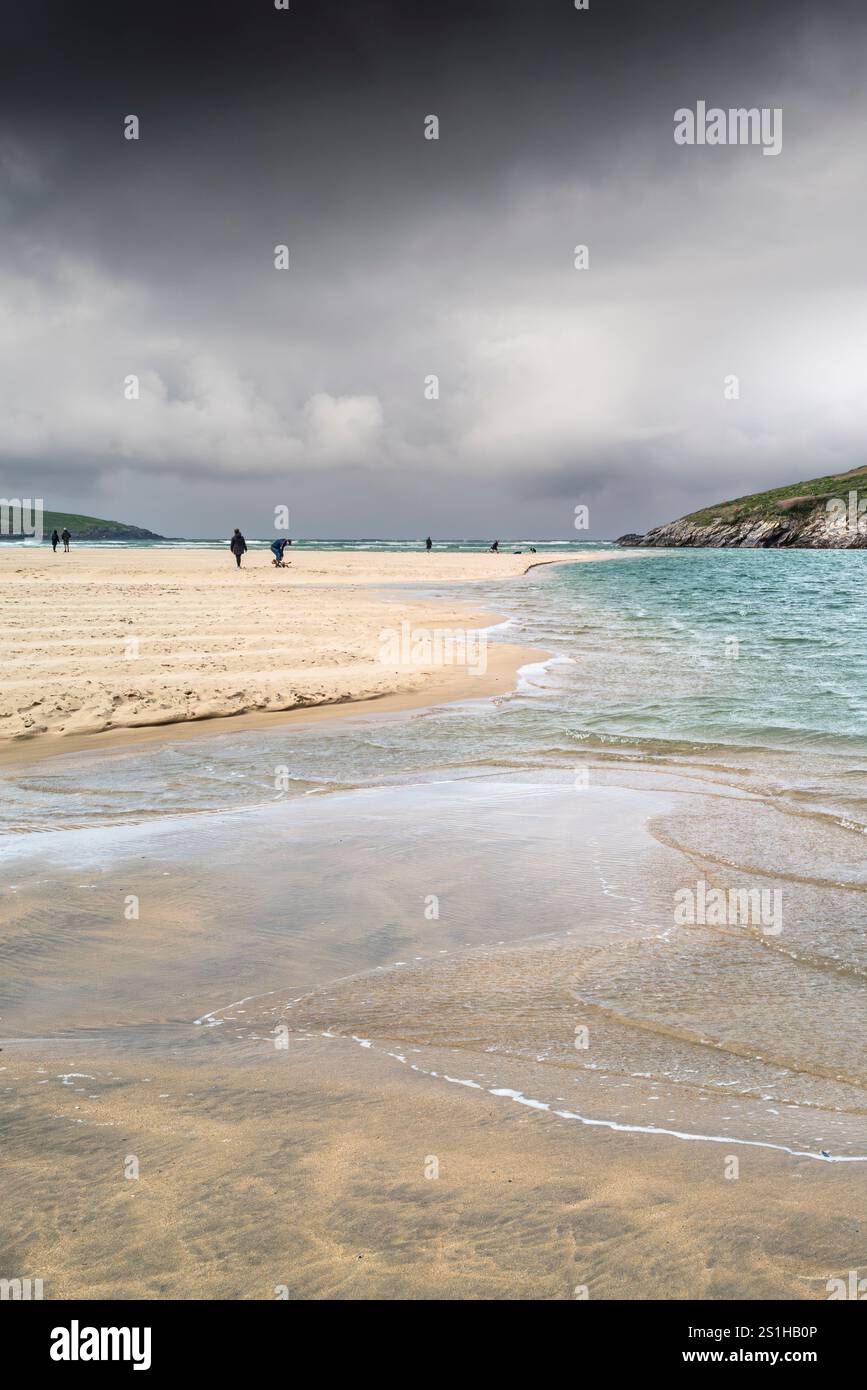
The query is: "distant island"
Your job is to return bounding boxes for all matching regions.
[1,510,164,542]
[618,466,867,548]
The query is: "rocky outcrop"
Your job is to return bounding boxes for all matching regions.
[617,480,867,548]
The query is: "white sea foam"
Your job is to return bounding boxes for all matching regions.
[325,1031,867,1164]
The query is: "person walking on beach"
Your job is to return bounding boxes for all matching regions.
[229,528,247,567]
[61,528,71,552]
[51,529,60,552]
[270,537,291,567]
[425,536,432,551]
[490,539,499,552]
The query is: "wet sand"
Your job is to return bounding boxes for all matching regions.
[6,1035,864,1301]
[2,773,865,1299]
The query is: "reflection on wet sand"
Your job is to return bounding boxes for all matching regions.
[2,769,866,1297]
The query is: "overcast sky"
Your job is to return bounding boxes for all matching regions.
[3,0,867,538]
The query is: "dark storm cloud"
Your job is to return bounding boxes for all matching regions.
[3,1,867,536]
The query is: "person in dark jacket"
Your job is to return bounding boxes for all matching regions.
[61,528,71,552]
[229,529,247,567]
[270,537,291,567]
[425,536,432,551]
[51,529,60,552]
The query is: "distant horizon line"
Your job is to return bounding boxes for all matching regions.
[2,534,620,545]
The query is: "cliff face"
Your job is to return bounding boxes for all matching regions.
[625,511,867,549]
[618,470,867,549]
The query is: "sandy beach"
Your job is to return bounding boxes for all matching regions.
[0,547,625,757]
[2,544,865,1302]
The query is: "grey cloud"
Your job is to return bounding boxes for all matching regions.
[2,0,867,537]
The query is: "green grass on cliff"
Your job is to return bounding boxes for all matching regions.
[684,466,867,527]
[1,509,163,540]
